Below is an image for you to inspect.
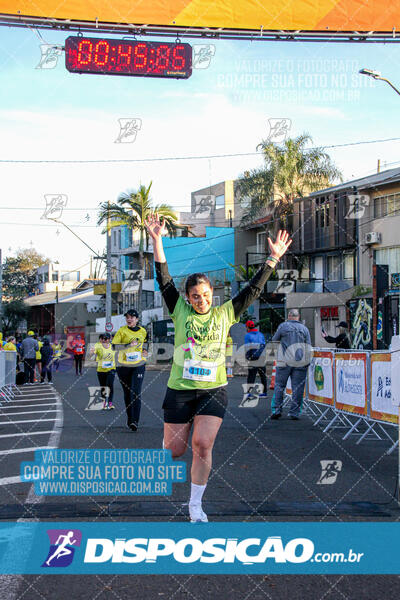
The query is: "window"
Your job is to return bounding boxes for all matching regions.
[311,256,323,279]
[376,247,400,275]
[142,290,154,309]
[52,272,59,282]
[215,194,224,208]
[257,231,267,253]
[327,255,340,281]
[343,254,354,280]
[374,193,400,218]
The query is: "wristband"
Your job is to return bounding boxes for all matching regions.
[267,255,279,265]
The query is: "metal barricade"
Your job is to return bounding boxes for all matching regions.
[0,351,20,402]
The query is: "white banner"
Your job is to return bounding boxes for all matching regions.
[390,336,400,406]
[335,354,367,412]
[308,353,334,403]
[371,357,396,418]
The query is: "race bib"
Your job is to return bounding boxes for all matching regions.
[183,359,218,382]
[126,351,141,363]
[102,360,113,369]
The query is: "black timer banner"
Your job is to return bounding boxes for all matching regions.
[65,36,192,79]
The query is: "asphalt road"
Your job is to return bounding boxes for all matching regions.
[0,359,399,599]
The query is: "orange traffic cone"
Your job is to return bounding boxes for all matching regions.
[269,360,277,390]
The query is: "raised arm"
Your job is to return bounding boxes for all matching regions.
[232,230,292,318]
[145,214,180,314]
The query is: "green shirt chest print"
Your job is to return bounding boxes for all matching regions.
[168,296,238,391]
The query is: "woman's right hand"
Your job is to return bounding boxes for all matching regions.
[145,213,166,241]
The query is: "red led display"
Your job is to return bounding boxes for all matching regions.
[65,36,192,79]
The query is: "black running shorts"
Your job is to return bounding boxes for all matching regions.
[162,387,228,423]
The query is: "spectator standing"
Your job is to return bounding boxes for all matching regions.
[321,321,350,349]
[21,331,39,384]
[244,320,267,397]
[271,309,312,420]
[40,338,54,383]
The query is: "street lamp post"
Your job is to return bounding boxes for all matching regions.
[359,68,400,504]
[359,68,400,96]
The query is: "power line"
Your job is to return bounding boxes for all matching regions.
[0,137,399,164]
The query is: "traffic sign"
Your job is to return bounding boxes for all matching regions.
[105,322,113,332]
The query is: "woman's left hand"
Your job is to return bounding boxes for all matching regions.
[267,230,292,260]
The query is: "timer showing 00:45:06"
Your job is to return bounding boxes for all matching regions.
[65,36,192,79]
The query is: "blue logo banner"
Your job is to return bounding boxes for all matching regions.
[0,522,399,574]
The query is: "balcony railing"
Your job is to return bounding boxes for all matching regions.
[239,278,353,294]
[247,245,266,265]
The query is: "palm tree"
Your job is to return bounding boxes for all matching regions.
[97,181,182,313]
[238,133,342,234]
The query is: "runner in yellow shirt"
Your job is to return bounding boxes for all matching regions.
[51,341,62,371]
[95,333,116,410]
[34,336,43,383]
[112,309,148,431]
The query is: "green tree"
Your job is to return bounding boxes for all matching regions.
[98,182,183,313]
[238,133,342,233]
[2,248,50,300]
[1,299,30,335]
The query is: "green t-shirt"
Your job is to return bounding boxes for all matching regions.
[168,296,239,391]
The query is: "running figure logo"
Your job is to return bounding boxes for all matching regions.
[317,460,342,485]
[41,194,68,220]
[275,269,299,294]
[42,529,82,567]
[115,118,142,143]
[36,44,62,69]
[345,194,370,219]
[86,386,109,410]
[192,45,216,69]
[266,118,291,143]
[240,383,263,408]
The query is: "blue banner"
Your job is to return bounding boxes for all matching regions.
[0,522,399,574]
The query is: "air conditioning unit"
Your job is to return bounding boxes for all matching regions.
[364,232,381,244]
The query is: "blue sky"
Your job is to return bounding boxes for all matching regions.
[0,26,400,273]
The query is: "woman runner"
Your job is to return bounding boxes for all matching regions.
[94,333,116,410]
[145,214,292,522]
[112,309,148,431]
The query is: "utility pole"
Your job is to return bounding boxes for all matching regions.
[106,202,112,325]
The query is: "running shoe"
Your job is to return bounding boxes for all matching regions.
[189,503,208,523]
[270,412,282,420]
[102,403,108,410]
[108,403,115,409]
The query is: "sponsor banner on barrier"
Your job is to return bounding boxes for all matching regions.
[307,351,334,405]
[335,353,367,415]
[390,335,400,406]
[1,522,400,574]
[370,353,397,424]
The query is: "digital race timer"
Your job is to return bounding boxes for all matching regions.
[65,36,192,79]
